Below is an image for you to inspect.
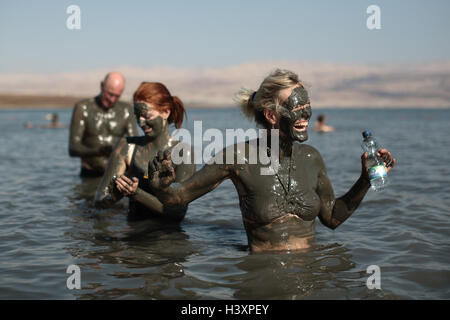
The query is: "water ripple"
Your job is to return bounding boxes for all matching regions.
[0,109,449,299]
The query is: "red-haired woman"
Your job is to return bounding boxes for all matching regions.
[94,82,195,221]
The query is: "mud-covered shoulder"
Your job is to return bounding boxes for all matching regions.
[190,141,239,175]
[74,97,96,109]
[118,100,134,115]
[295,143,327,170]
[117,100,132,108]
[224,141,249,165]
[297,143,321,156]
[112,136,134,158]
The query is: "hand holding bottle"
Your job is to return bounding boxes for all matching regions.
[361,130,396,191]
[361,148,395,178]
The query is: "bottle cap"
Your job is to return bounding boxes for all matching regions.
[362,130,372,138]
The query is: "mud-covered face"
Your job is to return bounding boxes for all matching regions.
[134,102,165,138]
[100,82,123,109]
[278,87,312,142]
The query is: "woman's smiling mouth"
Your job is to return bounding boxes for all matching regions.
[294,120,309,132]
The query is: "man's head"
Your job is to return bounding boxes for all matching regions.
[99,72,125,109]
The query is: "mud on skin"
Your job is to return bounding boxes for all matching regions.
[94,102,195,222]
[147,87,395,252]
[69,96,138,176]
[134,102,165,139]
[149,136,376,251]
[279,87,312,143]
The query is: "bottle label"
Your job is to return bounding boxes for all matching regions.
[368,165,387,180]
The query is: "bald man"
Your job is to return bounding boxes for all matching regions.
[69,72,138,177]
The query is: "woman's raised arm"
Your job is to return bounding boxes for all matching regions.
[148,148,233,207]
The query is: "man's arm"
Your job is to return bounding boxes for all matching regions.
[68,103,100,157]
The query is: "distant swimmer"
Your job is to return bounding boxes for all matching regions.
[69,72,138,177]
[40,113,66,129]
[24,122,34,129]
[314,114,335,132]
[94,82,195,222]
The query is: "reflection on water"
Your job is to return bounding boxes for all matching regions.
[0,108,449,299]
[66,178,194,299]
[61,165,388,300]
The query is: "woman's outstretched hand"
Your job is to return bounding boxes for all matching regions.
[115,175,139,196]
[148,150,176,191]
[361,148,396,181]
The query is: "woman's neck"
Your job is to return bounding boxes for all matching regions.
[267,130,293,158]
[279,138,293,158]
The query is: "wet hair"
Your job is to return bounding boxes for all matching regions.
[234,69,306,128]
[133,82,186,128]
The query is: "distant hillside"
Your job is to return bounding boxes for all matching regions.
[0,94,82,109]
[1,61,449,108]
[0,94,217,109]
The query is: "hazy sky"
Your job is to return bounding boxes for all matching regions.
[1,0,449,73]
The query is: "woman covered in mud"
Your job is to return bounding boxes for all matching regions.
[147,69,396,252]
[94,82,195,221]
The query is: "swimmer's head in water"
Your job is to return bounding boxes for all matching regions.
[279,87,312,143]
[134,102,165,138]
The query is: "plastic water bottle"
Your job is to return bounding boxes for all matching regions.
[362,130,389,191]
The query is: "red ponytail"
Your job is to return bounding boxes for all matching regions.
[169,96,186,129]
